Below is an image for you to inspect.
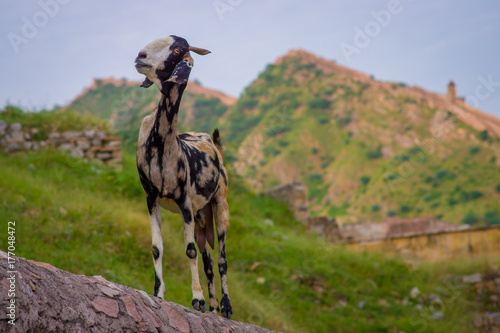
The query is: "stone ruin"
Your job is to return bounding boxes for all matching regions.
[264,181,342,242]
[0,120,122,167]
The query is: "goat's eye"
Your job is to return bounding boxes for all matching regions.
[174,49,180,54]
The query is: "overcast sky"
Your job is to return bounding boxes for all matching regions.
[1,0,499,118]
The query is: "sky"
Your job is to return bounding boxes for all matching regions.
[1,0,499,118]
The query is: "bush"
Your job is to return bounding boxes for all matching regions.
[386,173,398,181]
[409,147,421,155]
[435,170,448,179]
[278,140,289,147]
[462,213,478,225]
[469,146,480,155]
[264,126,290,137]
[309,173,323,182]
[337,116,351,127]
[240,99,259,109]
[485,211,500,225]
[400,205,412,213]
[430,202,440,209]
[478,130,488,141]
[461,191,483,202]
[386,210,397,217]
[496,184,500,193]
[360,175,371,185]
[366,146,382,159]
[394,155,409,162]
[318,117,329,125]
[371,204,381,212]
[311,147,319,154]
[448,198,458,206]
[307,98,331,110]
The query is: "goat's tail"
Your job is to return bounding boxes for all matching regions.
[212,128,224,161]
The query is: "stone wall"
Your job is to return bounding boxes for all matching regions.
[343,225,500,261]
[0,121,122,167]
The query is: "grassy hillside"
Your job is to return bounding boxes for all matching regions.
[224,51,500,224]
[68,78,231,147]
[0,141,497,332]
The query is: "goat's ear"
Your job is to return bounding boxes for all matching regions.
[189,46,211,55]
[167,59,192,85]
[140,77,154,88]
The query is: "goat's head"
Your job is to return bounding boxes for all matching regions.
[135,35,210,92]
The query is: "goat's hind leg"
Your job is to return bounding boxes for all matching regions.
[213,194,232,319]
[196,205,219,313]
[148,196,165,298]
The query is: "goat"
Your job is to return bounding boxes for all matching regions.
[134,35,232,318]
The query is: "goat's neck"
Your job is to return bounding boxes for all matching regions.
[153,83,186,149]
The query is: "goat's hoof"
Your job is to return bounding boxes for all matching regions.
[220,295,232,319]
[192,299,206,312]
[209,306,219,314]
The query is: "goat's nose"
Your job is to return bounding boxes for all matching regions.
[137,51,147,59]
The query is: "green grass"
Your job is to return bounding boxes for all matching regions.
[0,149,489,332]
[0,105,108,141]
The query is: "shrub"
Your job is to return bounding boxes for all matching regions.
[461,191,483,202]
[394,155,409,162]
[309,173,323,182]
[318,117,329,125]
[462,213,478,225]
[311,147,319,154]
[387,210,397,217]
[278,140,289,148]
[409,146,421,155]
[360,175,371,186]
[435,170,448,179]
[366,146,382,159]
[469,146,480,155]
[386,173,398,181]
[371,204,381,212]
[337,116,351,127]
[478,130,488,141]
[265,126,290,137]
[240,99,259,109]
[496,184,500,193]
[400,205,412,213]
[307,98,331,110]
[448,198,458,206]
[485,211,500,225]
[430,202,440,209]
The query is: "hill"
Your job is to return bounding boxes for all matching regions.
[225,49,500,224]
[67,78,236,147]
[67,52,500,226]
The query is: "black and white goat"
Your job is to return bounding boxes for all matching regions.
[134,35,232,318]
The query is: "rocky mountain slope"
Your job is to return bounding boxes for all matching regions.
[67,51,500,225]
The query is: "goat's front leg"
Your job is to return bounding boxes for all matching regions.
[178,199,206,312]
[148,196,165,298]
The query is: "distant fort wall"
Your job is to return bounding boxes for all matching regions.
[341,225,500,261]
